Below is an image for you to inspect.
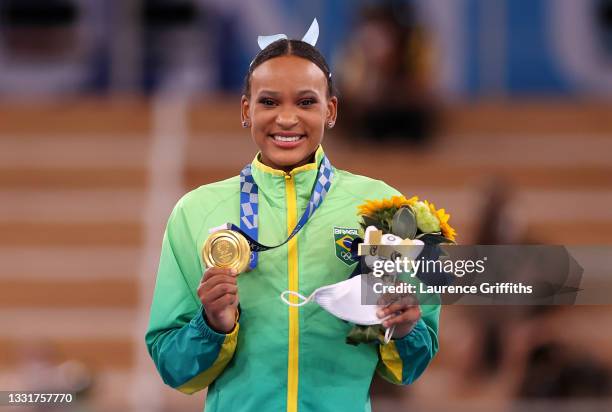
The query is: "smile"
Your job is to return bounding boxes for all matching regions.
[271,135,305,142]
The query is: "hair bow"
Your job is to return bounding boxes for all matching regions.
[257,18,319,50]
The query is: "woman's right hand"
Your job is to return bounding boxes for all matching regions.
[197,267,239,334]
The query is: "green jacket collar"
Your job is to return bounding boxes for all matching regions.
[251,146,327,206]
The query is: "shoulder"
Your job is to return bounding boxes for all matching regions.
[170,175,240,223]
[332,168,401,200]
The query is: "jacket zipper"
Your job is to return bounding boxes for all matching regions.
[285,172,299,412]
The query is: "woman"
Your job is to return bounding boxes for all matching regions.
[146,27,439,412]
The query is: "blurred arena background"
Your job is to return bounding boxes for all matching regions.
[0,0,611,411]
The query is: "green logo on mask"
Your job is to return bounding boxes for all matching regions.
[333,227,359,265]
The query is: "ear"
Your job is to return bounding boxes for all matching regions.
[241,95,251,124]
[326,96,338,125]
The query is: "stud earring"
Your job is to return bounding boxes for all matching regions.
[242,120,250,128]
[327,121,335,129]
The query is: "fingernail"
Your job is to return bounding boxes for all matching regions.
[382,321,389,328]
[377,309,384,317]
[230,269,237,275]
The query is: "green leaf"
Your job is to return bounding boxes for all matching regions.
[361,215,380,230]
[345,325,385,346]
[418,233,454,245]
[391,207,417,239]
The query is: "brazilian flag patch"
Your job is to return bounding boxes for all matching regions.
[333,227,359,265]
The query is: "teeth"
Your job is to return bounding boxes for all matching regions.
[273,135,302,142]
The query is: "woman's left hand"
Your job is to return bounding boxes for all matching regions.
[376,294,421,339]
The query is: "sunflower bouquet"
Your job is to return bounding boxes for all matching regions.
[346,195,456,345]
[357,195,456,244]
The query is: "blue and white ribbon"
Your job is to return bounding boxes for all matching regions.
[230,154,333,270]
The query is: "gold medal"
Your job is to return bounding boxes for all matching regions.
[202,229,251,274]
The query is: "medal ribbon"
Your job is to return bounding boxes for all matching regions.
[233,154,334,269]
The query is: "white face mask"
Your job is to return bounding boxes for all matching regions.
[280,275,395,343]
[281,275,380,324]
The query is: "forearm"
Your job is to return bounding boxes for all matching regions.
[147,307,239,394]
[377,304,439,385]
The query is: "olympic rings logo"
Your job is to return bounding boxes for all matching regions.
[339,250,352,260]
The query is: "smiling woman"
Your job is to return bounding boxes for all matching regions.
[145,20,440,412]
[241,42,337,171]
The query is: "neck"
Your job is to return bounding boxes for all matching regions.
[260,152,317,173]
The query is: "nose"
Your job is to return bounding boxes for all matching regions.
[275,107,299,129]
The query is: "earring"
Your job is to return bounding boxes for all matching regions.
[327,121,334,129]
[242,120,250,128]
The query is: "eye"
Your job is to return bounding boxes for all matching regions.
[258,98,277,106]
[299,98,317,107]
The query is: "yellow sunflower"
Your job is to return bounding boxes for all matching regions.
[424,200,457,242]
[357,195,418,217]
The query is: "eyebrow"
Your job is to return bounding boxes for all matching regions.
[257,89,319,97]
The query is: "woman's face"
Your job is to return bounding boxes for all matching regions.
[242,55,337,172]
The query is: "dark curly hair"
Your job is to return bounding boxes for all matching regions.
[242,39,335,98]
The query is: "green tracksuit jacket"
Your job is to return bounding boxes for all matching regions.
[145,146,440,412]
